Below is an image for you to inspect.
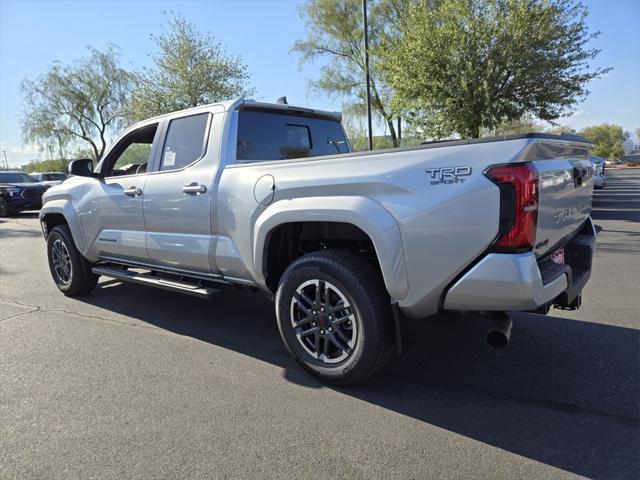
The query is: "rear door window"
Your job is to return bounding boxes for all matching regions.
[236,110,348,161]
[160,113,210,171]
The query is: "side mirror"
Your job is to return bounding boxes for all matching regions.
[68,159,95,177]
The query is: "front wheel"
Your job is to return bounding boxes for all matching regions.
[47,225,98,296]
[0,197,10,217]
[275,249,395,385]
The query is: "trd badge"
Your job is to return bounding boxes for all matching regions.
[425,166,472,185]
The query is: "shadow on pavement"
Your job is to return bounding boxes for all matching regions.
[2,211,40,219]
[0,212,43,239]
[0,227,45,239]
[72,169,638,478]
[77,279,639,479]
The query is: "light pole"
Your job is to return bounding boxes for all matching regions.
[362,0,373,151]
[2,150,8,170]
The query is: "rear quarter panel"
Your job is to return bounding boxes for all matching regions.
[215,139,532,317]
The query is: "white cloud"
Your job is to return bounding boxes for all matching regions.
[537,110,595,132]
[0,143,45,168]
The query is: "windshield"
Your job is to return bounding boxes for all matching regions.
[0,172,38,183]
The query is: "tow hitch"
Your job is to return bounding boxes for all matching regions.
[554,293,582,311]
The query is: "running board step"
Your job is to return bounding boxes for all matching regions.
[92,266,221,299]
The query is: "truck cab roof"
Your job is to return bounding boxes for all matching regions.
[140,98,342,125]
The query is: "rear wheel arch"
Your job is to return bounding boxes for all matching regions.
[253,197,409,300]
[262,221,382,292]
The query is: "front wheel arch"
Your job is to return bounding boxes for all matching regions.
[42,212,68,238]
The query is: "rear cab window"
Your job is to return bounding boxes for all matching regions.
[236,108,349,162]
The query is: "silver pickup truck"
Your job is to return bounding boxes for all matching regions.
[40,98,596,384]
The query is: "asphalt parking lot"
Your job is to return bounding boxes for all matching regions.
[1,169,638,479]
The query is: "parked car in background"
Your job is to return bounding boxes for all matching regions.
[591,156,606,190]
[0,171,50,216]
[30,172,68,186]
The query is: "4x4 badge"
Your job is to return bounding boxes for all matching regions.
[425,166,472,185]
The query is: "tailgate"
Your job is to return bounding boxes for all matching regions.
[532,139,593,258]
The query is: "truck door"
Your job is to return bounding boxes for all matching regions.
[143,112,215,273]
[79,121,161,261]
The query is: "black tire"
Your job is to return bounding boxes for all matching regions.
[275,249,395,385]
[47,225,98,296]
[0,197,10,217]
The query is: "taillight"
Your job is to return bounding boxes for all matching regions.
[485,163,538,252]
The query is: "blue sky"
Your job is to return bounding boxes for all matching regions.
[1,0,638,167]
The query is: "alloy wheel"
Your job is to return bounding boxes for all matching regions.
[51,238,73,285]
[290,279,358,364]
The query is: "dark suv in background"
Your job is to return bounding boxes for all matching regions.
[30,171,68,186]
[0,171,50,217]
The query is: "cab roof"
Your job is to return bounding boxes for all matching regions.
[142,98,342,123]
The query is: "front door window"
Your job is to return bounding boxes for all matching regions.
[102,123,159,177]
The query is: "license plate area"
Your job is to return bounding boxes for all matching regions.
[550,247,565,265]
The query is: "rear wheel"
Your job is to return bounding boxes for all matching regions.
[275,249,394,385]
[47,225,98,296]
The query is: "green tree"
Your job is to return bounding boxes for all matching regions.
[293,0,411,147]
[129,13,252,121]
[21,46,134,160]
[579,124,628,160]
[546,125,576,135]
[379,0,609,139]
[492,115,542,136]
[115,143,153,166]
[22,158,69,173]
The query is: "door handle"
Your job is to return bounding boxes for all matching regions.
[182,183,207,194]
[123,186,142,197]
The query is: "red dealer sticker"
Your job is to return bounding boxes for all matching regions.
[551,248,565,265]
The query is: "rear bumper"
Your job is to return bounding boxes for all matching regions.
[443,219,596,311]
[442,252,568,310]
